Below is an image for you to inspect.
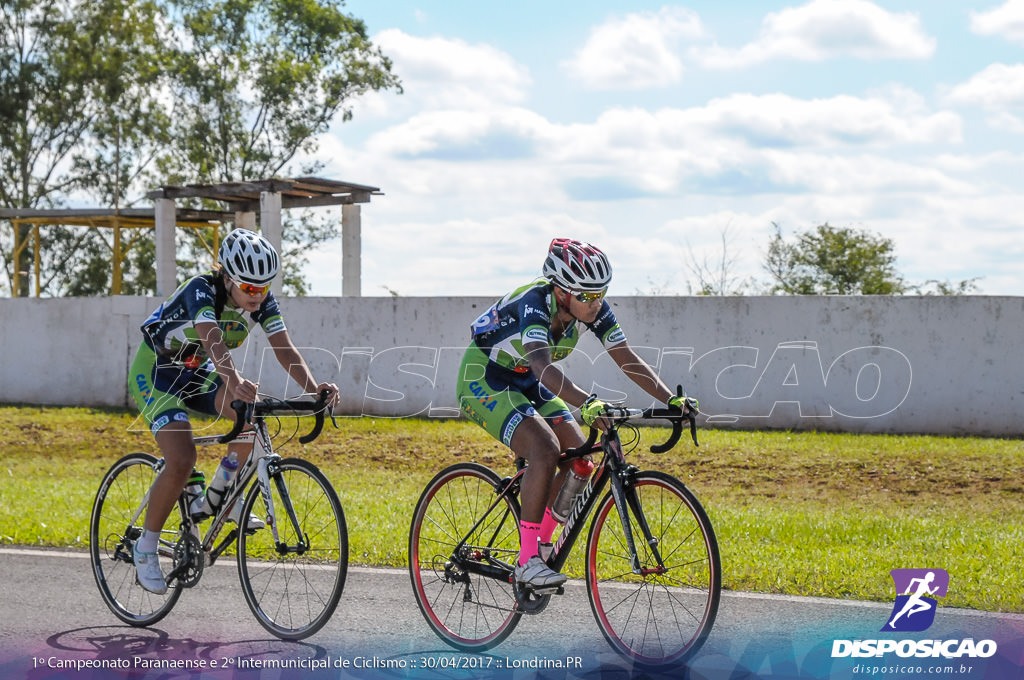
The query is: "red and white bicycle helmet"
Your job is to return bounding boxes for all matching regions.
[542,238,612,292]
[218,228,279,286]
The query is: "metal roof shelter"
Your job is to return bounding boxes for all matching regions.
[147,177,380,297]
[0,207,233,296]
[2,177,378,298]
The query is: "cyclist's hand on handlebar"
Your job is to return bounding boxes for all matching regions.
[232,378,260,404]
[668,394,699,414]
[581,395,609,431]
[316,382,340,409]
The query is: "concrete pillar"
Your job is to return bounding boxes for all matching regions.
[155,198,176,296]
[234,211,256,229]
[342,204,361,297]
[260,191,283,295]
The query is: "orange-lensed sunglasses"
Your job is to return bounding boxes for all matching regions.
[231,278,270,296]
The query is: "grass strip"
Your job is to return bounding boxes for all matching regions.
[1,405,1020,611]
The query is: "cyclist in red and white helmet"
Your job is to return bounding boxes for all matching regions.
[542,237,613,294]
[456,238,696,590]
[126,228,339,594]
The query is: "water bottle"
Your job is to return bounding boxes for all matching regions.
[185,469,206,518]
[202,452,240,515]
[551,458,595,523]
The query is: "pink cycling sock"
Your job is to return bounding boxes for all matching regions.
[518,521,542,566]
[540,507,559,543]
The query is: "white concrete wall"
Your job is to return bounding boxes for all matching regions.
[1,295,1021,436]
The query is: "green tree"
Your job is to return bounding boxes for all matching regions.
[165,0,399,184]
[764,223,907,295]
[1,0,400,296]
[0,0,103,295]
[1,0,175,296]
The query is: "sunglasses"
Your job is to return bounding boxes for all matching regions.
[231,278,270,296]
[571,288,607,303]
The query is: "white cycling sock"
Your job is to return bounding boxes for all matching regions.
[137,529,161,554]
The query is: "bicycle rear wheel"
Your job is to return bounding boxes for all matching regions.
[89,452,186,626]
[586,470,721,667]
[236,457,347,640]
[408,462,522,651]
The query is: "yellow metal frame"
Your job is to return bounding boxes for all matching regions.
[9,215,227,296]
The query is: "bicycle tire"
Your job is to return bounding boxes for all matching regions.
[236,457,348,640]
[408,462,523,651]
[585,470,721,667]
[89,452,186,626]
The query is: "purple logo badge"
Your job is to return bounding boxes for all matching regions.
[882,568,949,632]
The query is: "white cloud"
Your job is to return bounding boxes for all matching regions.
[344,89,966,214]
[368,29,531,111]
[970,0,1024,44]
[986,111,1024,133]
[696,0,935,68]
[362,107,553,166]
[945,63,1024,109]
[561,7,706,90]
[684,92,961,148]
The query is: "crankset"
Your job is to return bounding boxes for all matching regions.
[512,579,560,614]
[167,531,204,588]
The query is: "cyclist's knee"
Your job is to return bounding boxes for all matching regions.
[155,425,198,476]
[511,421,561,471]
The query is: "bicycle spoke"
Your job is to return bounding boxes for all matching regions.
[409,463,522,651]
[237,459,347,640]
[586,472,720,667]
[90,453,184,626]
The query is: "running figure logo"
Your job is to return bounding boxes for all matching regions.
[882,568,949,632]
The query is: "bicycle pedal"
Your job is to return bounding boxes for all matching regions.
[518,583,564,596]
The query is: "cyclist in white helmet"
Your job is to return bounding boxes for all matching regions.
[457,238,696,590]
[127,228,339,594]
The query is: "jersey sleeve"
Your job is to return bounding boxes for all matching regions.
[184,277,218,325]
[253,292,287,337]
[588,300,627,347]
[517,287,552,346]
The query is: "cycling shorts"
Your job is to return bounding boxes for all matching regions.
[456,343,574,447]
[128,341,222,433]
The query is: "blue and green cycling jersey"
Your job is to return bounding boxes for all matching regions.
[130,271,287,433]
[469,277,627,369]
[458,278,627,446]
[141,271,286,361]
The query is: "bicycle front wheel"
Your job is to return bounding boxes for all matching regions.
[236,457,348,640]
[409,462,523,651]
[586,470,721,667]
[89,452,186,626]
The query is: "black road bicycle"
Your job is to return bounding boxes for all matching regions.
[89,392,346,640]
[408,389,721,668]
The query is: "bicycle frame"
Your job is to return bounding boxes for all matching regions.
[449,415,679,588]
[409,390,716,663]
[138,396,332,583]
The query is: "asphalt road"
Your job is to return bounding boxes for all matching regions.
[0,548,1020,680]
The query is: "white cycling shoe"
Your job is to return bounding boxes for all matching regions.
[133,543,168,595]
[227,501,266,530]
[514,555,567,590]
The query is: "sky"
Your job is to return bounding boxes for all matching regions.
[297,0,1024,297]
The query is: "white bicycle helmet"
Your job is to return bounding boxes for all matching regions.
[542,238,612,292]
[218,228,279,286]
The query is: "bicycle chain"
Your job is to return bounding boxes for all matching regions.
[172,531,204,588]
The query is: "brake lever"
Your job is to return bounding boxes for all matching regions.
[685,396,700,447]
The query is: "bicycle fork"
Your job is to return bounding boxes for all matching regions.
[261,457,311,556]
[607,449,668,576]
